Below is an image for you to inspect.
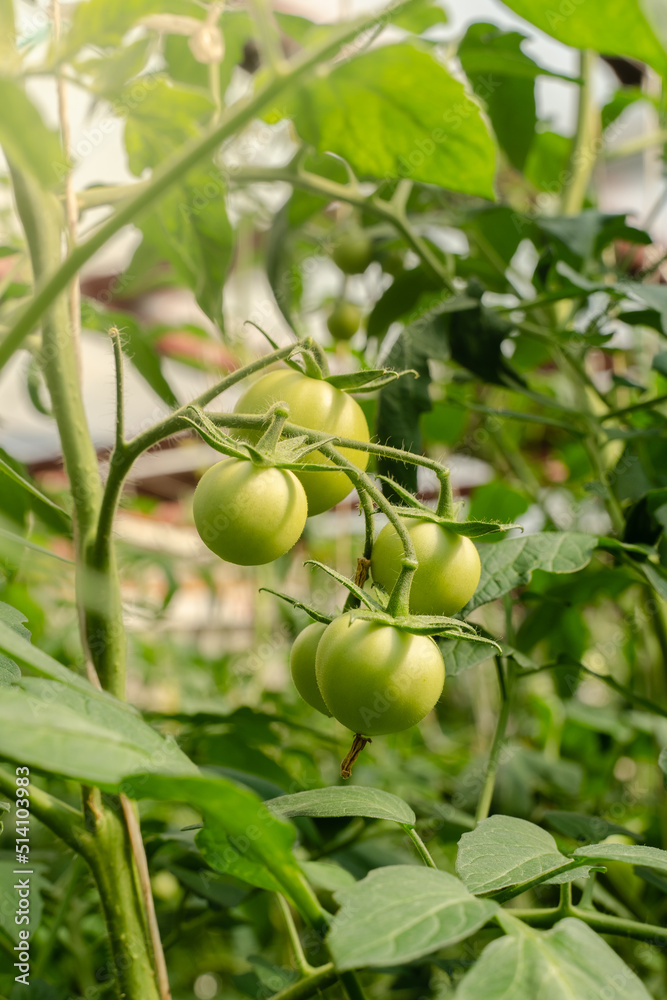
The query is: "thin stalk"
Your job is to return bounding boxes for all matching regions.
[120,794,172,1000]
[109,327,126,451]
[601,392,667,422]
[403,825,437,868]
[269,964,337,1000]
[248,0,285,73]
[511,905,667,943]
[53,0,82,377]
[475,660,514,824]
[277,895,315,976]
[561,50,599,215]
[0,765,88,856]
[0,0,426,370]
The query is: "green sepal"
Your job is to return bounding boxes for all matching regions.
[304,559,384,611]
[326,368,417,394]
[347,607,503,647]
[259,587,334,626]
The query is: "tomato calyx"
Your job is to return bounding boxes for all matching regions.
[325,367,417,394]
[376,474,517,538]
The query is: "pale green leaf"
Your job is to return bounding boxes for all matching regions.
[454,917,653,999]
[280,43,496,196]
[267,786,416,827]
[328,865,497,970]
[468,532,598,611]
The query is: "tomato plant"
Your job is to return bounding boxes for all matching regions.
[1,1,667,999]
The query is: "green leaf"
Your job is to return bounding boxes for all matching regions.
[122,78,213,174]
[456,815,579,894]
[266,786,416,827]
[0,678,195,791]
[376,307,452,493]
[500,0,667,77]
[544,811,642,843]
[575,841,667,876]
[0,80,63,188]
[0,602,28,687]
[122,772,308,910]
[438,636,496,676]
[391,0,448,32]
[301,860,356,892]
[454,916,653,1000]
[61,0,194,56]
[468,532,598,611]
[458,24,537,171]
[280,44,496,196]
[328,865,497,970]
[0,456,71,534]
[0,860,44,943]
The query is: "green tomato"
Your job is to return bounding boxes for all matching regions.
[327,300,362,341]
[371,518,481,616]
[332,229,372,275]
[234,369,370,515]
[290,622,331,716]
[193,458,307,565]
[316,613,445,736]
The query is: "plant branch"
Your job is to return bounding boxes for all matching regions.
[270,964,338,1000]
[0,0,426,370]
[475,660,514,824]
[0,765,88,856]
[403,825,437,868]
[277,895,314,976]
[561,50,599,215]
[511,904,667,943]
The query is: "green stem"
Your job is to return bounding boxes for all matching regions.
[435,469,454,518]
[403,825,438,868]
[475,660,514,825]
[0,765,87,856]
[109,326,126,451]
[601,392,667,422]
[340,972,369,1000]
[561,50,599,215]
[511,905,667,943]
[277,895,315,976]
[269,964,338,1000]
[257,404,290,454]
[0,0,425,370]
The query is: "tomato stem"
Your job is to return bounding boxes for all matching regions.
[435,470,454,518]
[341,734,372,778]
[257,403,290,455]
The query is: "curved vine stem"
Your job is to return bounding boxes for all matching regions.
[0,0,426,370]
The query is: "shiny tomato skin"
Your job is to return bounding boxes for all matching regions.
[234,369,370,515]
[315,613,445,736]
[193,458,307,565]
[371,518,481,616]
[290,622,331,716]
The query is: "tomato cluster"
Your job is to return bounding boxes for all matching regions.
[191,354,482,752]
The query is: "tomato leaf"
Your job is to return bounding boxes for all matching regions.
[278,43,496,196]
[468,532,599,611]
[455,917,654,1000]
[327,866,497,970]
[267,786,416,826]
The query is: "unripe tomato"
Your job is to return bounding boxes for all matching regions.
[327,300,362,341]
[234,370,370,515]
[371,518,481,616]
[193,458,307,565]
[316,613,445,736]
[290,622,331,716]
[332,229,372,275]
